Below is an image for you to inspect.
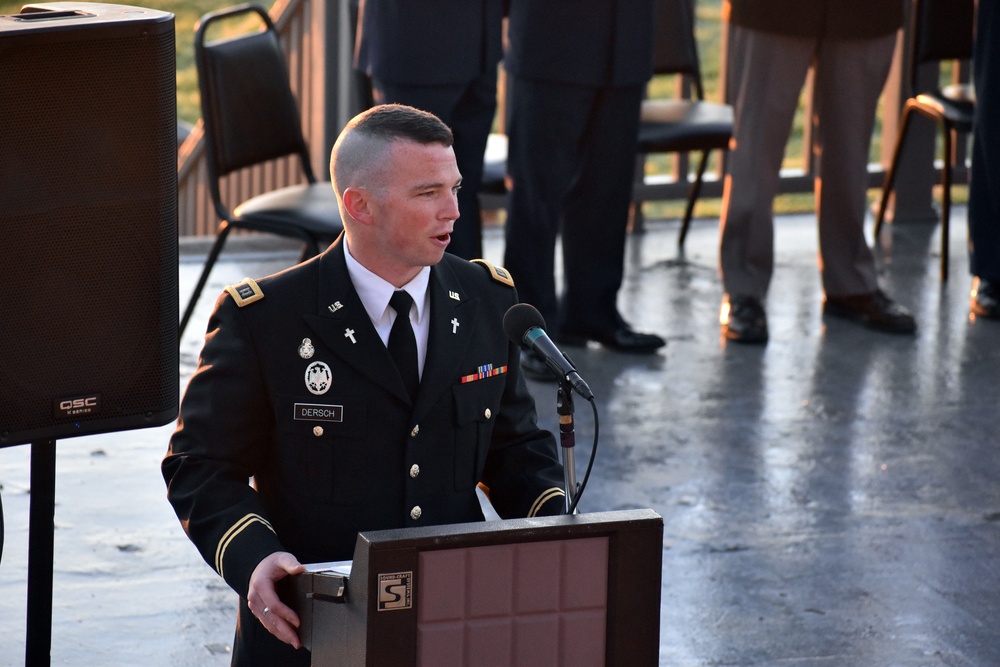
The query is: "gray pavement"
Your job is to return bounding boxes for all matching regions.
[1,207,998,665]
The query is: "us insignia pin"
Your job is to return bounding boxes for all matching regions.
[328,301,344,314]
[298,338,315,359]
[449,291,460,301]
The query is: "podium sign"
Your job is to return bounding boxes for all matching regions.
[285,509,663,666]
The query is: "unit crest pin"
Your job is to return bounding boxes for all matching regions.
[305,361,332,395]
[298,338,315,359]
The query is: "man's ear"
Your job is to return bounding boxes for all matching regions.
[342,187,374,225]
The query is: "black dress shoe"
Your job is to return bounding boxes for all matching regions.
[559,326,665,354]
[720,294,768,343]
[971,277,1000,319]
[823,289,916,334]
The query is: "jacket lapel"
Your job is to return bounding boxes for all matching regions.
[301,241,410,402]
[415,259,478,416]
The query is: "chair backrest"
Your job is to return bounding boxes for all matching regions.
[909,0,975,90]
[650,0,704,99]
[195,4,316,199]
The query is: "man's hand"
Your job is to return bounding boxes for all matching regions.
[247,551,307,648]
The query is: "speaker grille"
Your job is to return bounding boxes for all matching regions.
[0,7,178,446]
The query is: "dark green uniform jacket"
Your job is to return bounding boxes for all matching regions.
[163,239,565,664]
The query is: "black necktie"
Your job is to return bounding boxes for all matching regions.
[388,290,419,400]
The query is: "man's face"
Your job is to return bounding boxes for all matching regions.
[367,139,462,285]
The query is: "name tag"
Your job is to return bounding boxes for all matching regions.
[294,403,344,422]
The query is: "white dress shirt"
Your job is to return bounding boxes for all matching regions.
[343,238,431,378]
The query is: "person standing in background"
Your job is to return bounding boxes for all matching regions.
[968,0,1000,319]
[502,0,666,359]
[718,0,916,343]
[354,0,503,260]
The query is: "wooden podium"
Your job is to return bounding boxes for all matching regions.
[283,509,663,666]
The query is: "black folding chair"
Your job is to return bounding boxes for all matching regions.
[180,3,343,338]
[874,0,976,281]
[632,0,734,246]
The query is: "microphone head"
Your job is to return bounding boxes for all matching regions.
[502,303,546,347]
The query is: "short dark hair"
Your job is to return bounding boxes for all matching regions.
[345,103,453,147]
[330,104,454,196]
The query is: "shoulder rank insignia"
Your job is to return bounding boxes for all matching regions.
[471,259,514,287]
[225,278,264,307]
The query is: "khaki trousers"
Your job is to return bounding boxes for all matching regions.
[719,25,897,299]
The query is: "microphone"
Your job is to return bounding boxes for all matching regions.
[503,303,594,400]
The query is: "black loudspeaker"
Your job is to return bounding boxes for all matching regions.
[0,3,178,447]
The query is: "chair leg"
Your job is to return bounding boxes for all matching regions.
[939,124,953,281]
[298,237,321,263]
[179,223,233,340]
[874,104,916,243]
[678,151,710,249]
[632,202,648,233]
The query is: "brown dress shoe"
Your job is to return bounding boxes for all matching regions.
[971,277,1000,319]
[823,289,916,334]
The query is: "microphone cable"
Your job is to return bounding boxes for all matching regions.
[567,394,599,515]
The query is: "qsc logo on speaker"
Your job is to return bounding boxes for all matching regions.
[377,571,412,611]
[54,394,100,418]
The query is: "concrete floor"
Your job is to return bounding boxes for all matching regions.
[547,209,1000,666]
[549,209,1000,666]
[1,207,998,665]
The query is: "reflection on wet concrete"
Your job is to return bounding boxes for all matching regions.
[0,209,997,665]
[527,209,999,665]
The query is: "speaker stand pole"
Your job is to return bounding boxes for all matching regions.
[25,439,56,667]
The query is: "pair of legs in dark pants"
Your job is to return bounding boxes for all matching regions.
[969,0,1000,283]
[372,71,497,260]
[967,0,1000,317]
[503,74,643,336]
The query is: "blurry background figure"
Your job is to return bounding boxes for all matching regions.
[502,0,666,358]
[354,0,503,260]
[718,0,915,344]
[968,0,1000,318]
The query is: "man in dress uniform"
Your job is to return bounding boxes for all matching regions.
[162,104,566,665]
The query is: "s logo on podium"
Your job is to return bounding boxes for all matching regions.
[378,571,413,611]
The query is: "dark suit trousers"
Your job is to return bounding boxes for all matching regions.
[969,0,1000,281]
[232,597,310,666]
[372,72,498,260]
[503,74,643,334]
